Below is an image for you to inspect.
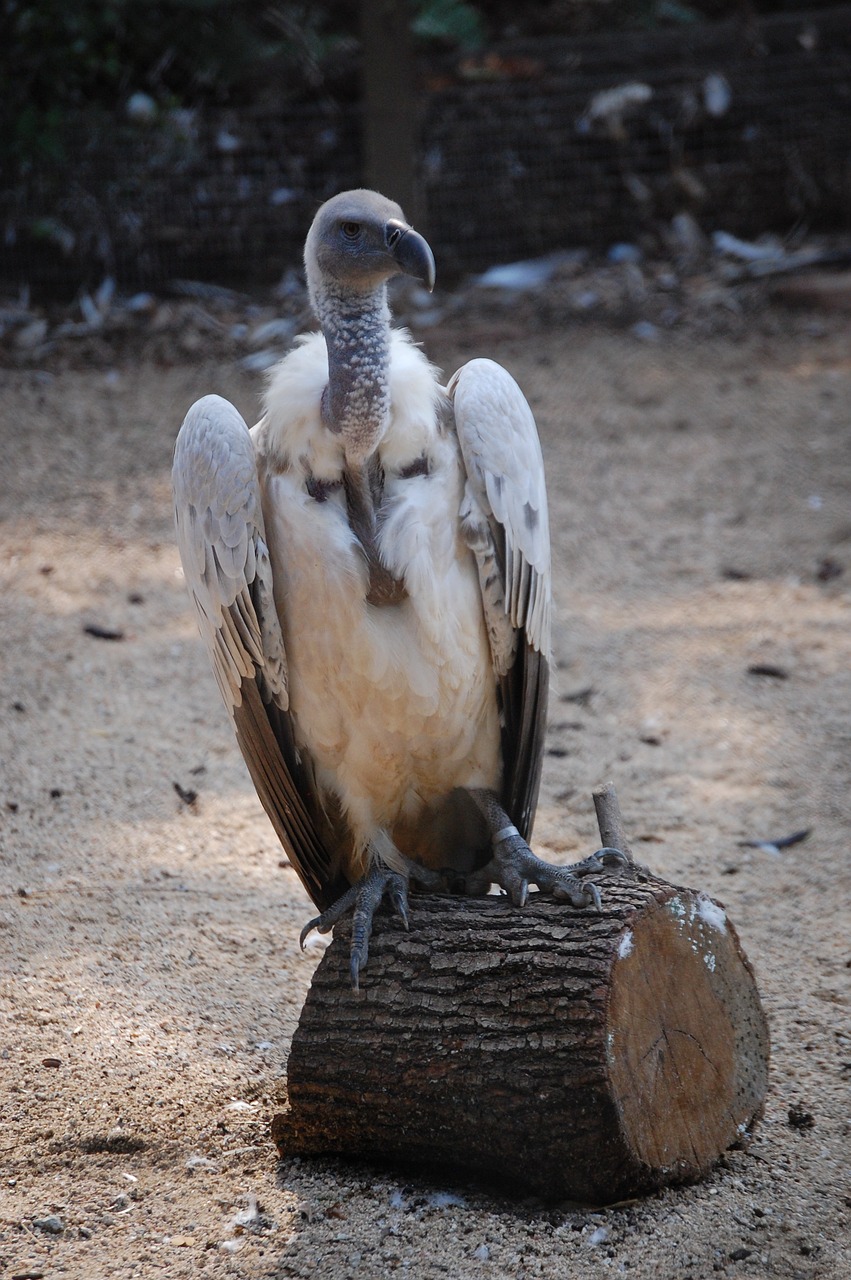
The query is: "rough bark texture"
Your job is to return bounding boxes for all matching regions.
[272,874,769,1204]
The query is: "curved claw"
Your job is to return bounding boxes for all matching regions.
[596,846,631,869]
[299,880,359,951]
[390,882,410,930]
[482,825,631,912]
[299,917,321,951]
[299,866,413,990]
[550,874,601,909]
[567,847,629,877]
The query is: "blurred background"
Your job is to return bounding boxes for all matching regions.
[1,0,849,302]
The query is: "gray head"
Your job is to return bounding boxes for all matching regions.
[304,189,435,309]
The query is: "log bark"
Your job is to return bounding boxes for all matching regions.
[273,871,769,1204]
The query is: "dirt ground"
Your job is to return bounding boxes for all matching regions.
[1,309,849,1279]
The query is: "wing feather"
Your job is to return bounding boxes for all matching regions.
[449,359,552,840]
[173,394,345,910]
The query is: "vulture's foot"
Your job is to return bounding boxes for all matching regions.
[467,789,631,908]
[300,860,442,991]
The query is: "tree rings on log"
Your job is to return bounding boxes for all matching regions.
[272,875,769,1204]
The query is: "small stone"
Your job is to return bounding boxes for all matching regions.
[126,92,158,124]
[631,321,659,343]
[787,1104,815,1130]
[33,1214,64,1234]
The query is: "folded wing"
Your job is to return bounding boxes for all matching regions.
[172,394,347,909]
[449,359,552,839]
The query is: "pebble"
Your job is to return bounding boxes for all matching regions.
[631,320,660,342]
[126,92,157,124]
[33,1215,64,1234]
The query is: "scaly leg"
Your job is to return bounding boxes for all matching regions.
[466,788,631,907]
[300,847,444,990]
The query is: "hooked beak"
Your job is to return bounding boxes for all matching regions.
[385,220,436,292]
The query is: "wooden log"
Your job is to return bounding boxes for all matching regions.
[272,870,769,1203]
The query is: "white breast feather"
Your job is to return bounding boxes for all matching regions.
[256,330,500,851]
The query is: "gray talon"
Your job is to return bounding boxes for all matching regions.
[301,866,412,989]
[299,881,359,949]
[467,791,633,913]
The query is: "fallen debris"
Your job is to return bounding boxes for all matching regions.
[83,622,125,641]
[3,225,851,370]
[787,1104,815,1130]
[173,781,198,807]
[739,829,811,855]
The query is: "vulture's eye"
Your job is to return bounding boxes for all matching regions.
[340,221,361,241]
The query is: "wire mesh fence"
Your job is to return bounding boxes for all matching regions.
[422,8,851,273]
[1,7,849,296]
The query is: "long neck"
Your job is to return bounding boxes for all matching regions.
[312,276,407,606]
[314,279,391,463]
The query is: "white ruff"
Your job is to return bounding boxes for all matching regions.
[254,330,500,869]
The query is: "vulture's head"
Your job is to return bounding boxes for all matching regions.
[304,189,435,307]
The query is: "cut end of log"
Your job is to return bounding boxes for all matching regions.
[606,889,765,1181]
[273,875,769,1204]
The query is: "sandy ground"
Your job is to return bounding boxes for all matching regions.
[1,312,849,1279]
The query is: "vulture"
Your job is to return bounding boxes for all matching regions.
[173,190,625,986]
